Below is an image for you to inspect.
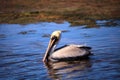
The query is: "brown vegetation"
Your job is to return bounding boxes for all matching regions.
[0,0,120,26]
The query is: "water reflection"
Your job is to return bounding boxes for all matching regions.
[44,59,92,79]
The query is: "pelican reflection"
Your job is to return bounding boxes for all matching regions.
[44,59,92,80]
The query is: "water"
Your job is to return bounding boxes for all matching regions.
[0,20,120,80]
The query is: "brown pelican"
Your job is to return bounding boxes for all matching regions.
[43,30,91,62]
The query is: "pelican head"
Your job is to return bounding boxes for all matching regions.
[43,30,61,62]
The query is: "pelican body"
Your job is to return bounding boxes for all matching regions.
[43,30,91,62]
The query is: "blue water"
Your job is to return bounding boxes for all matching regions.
[0,20,120,80]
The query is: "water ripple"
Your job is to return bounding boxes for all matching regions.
[0,21,120,80]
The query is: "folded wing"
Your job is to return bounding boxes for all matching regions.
[50,44,91,61]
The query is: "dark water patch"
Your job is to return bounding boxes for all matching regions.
[18,30,36,35]
[0,34,6,38]
[42,34,51,38]
[61,30,70,33]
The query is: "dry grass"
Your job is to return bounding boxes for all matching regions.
[0,0,120,26]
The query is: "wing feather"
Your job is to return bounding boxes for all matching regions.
[50,44,91,60]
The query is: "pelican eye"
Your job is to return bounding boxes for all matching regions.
[51,36,58,40]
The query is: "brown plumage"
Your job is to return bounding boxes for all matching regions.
[43,30,91,62]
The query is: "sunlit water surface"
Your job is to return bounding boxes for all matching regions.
[0,20,120,80]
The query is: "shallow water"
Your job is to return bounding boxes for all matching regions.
[0,20,120,80]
